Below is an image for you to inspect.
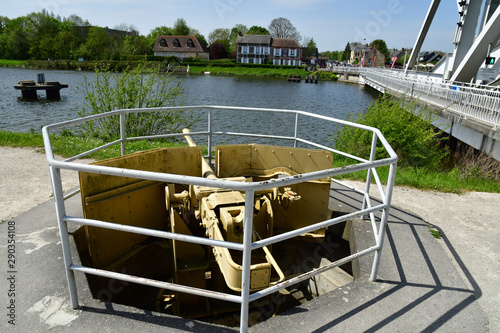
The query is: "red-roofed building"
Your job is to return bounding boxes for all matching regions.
[153,35,209,60]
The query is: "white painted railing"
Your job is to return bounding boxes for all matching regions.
[364,68,500,127]
[43,106,397,333]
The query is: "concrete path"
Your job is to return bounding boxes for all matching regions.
[0,182,494,332]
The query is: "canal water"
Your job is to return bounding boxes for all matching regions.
[0,67,378,146]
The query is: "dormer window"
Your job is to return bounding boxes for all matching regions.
[186,39,194,48]
[173,39,181,47]
[159,39,167,47]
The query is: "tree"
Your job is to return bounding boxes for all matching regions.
[194,33,208,48]
[113,23,138,34]
[25,11,61,59]
[0,17,29,59]
[173,18,190,35]
[53,20,80,59]
[208,28,231,46]
[79,27,110,60]
[230,24,248,39]
[247,25,269,35]
[342,42,351,62]
[268,17,301,41]
[370,39,389,58]
[209,41,229,60]
[77,61,191,140]
[229,24,248,53]
[119,35,149,58]
[64,14,90,26]
[302,37,317,59]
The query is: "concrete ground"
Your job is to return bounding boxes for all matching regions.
[1,181,497,332]
[0,147,498,332]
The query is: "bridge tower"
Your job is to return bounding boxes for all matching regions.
[407,0,500,84]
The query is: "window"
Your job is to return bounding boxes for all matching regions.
[186,39,194,48]
[249,46,254,54]
[274,48,281,56]
[159,39,167,47]
[173,39,180,47]
[290,49,296,57]
[249,58,254,64]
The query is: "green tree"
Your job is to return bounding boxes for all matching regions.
[173,18,190,35]
[335,94,447,169]
[78,26,110,60]
[302,37,317,59]
[247,25,269,35]
[77,61,192,140]
[208,28,231,46]
[25,11,61,59]
[0,16,29,59]
[370,39,389,59]
[229,24,248,52]
[120,35,149,58]
[342,42,351,62]
[194,33,208,48]
[147,26,173,49]
[53,20,80,59]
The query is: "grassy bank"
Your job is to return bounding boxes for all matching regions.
[1,130,498,193]
[0,130,187,160]
[0,59,28,67]
[188,65,305,77]
[0,58,338,80]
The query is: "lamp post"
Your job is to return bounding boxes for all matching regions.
[362,38,366,67]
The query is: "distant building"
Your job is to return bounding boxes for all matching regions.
[236,35,272,64]
[236,35,302,66]
[270,38,302,66]
[153,35,209,60]
[350,44,371,64]
[350,44,386,67]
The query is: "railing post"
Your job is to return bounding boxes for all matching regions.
[370,162,397,281]
[120,113,126,156]
[49,165,79,309]
[208,109,213,165]
[294,113,300,148]
[240,189,255,333]
[362,132,378,216]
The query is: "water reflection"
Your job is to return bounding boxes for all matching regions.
[1,68,378,146]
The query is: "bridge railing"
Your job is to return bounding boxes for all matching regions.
[364,68,500,127]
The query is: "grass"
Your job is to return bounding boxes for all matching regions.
[0,130,188,161]
[0,59,28,67]
[188,65,309,78]
[332,157,500,194]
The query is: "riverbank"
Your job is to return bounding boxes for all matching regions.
[0,58,338,80]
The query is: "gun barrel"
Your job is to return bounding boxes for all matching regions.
[182,128,217,179]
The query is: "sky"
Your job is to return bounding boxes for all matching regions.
[1,0,461,52]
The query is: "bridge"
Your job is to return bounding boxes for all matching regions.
[331,0,500,161]
[364,69,500,160]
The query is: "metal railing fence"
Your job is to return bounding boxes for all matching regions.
[364,68,500,127]
[43,105,397,333]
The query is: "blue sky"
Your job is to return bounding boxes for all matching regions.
[1,0,460,52]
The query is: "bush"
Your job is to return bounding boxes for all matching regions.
[77,61,195,140]
[335,94,448,169]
